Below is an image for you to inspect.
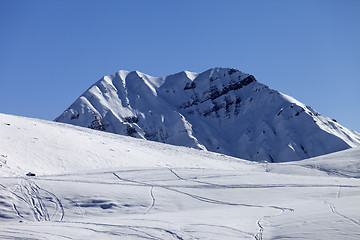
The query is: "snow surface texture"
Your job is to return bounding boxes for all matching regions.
[1,113,360,239]
[55,67,360,162]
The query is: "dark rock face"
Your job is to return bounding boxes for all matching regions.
[89,116,104,131]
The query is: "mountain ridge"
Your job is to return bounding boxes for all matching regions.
[55,67,360,162]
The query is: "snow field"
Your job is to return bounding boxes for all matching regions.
[1,113,360,239]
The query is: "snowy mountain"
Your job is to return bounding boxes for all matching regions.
[55,67,360,162]
[1,113,360,239]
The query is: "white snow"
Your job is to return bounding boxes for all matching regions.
[55,67,360,162]
[1,113,360,239]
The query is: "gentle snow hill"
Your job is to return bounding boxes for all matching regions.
[1,113,360,240]
[55,67,360,162]
[0,113,257,177]
[1,112,359,178]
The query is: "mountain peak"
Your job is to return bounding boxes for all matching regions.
[55,68,360,162]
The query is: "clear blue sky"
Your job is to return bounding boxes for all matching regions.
[1,0,359,132]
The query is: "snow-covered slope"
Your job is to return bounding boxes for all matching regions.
[1,113,360,239]
[55,68,360,162]
[0,113,252,177]
[2,112,360,177]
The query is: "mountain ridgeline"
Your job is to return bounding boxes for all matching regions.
[55,68,360,162]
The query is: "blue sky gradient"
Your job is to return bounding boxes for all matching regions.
[1,0,359,132]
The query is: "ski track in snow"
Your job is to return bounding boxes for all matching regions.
[184,223,254,238]
[335,179,342,199]
[1,168,360,239]
[61,221,185,240]
[113,171,295,239]
[143,186,155,214]
[1,228,74,240]
[255,219,263,240]
[112,172,294,211]
[322,176,360,230]
[324,201,360,228]
[319,162,360,230]
[1,179,64,222]
[168,168,360,239]
[32,181,64,221]
[34,175,360,189]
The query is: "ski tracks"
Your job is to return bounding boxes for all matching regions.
[168,168,295,240]
[255,219,263,240]
[33,181,64,221]
[335,179,342,198]
[114,170,294,240]
[143,186,155,214]
[322,172,360,229]
[3,178,64,222]
[113,172,156,215]
[254,207,293,240]
[324,201,360,228]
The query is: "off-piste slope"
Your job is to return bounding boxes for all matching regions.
[1,113,360,240]
[0,113,254,177]
[1,112,359,178]
[56,67,360,162]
